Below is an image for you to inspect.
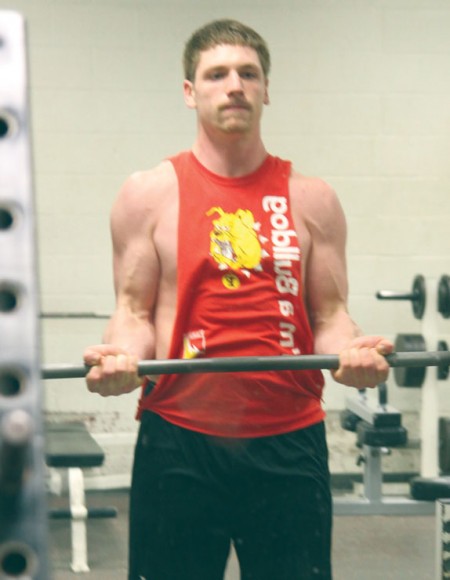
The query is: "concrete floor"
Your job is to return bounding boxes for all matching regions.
[47,489,437,580]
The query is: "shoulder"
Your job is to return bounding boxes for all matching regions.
[289,168,346,235]
[111,160,177,228]
[117,160,177,208]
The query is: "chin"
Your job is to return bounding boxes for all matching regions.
[221,121,251,135]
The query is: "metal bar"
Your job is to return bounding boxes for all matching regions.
[40,350,450,381]
[40,312,110,319]
[376,291,416,301]
[333,496,434,516]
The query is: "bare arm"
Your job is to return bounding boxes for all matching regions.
[293,175,392,388]
[303,178,359,353]
[84,169,162,396]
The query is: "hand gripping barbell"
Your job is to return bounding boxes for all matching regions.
[38,351,450,381]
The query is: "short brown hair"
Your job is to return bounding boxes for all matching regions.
[183,19,271,82]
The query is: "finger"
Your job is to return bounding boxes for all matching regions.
[83,345,126,365]
[375,340,395,355]
[334,346,389,389]
[86,353,140,396]
[83,349,103,366]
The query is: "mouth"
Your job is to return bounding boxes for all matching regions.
[221,102,251,112]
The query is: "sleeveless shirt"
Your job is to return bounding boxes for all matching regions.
[137,152,325,437]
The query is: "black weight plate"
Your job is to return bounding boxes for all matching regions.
[439,275,450,319]
[439,417,450,474]
[410,476,450,501]
[394,334,427,387]
[356,420,408,448]
[438,341,450,381]
[412,274,426,319]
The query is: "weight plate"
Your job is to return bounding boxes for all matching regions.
[410,476,450,501]
[438,275,450,319]
[439,417,450,474]
[438,341,449,381]
[356,421,408,448]
[394,334,427,387]
[412,274,426,320]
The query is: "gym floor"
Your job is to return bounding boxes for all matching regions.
[48,489,436,580]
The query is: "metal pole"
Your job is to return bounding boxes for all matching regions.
[40,350,450,380]
[0,11,50,579]
[420,277,440,478]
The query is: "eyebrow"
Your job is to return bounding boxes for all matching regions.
[203,63,262,76]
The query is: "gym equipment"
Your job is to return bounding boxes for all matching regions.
[394,333,427,387]
[436,499,450,580]
[40,311,110,319]
[438,341,450,381]
[0,11,50,580]
[438,275,450,319]
[335,385,433,516]
[376,274,426,320]
[440,418,450,474]
[379,276,450,506]
[393,334,449,387]
[46,422,118,573]
[38,350,450,381]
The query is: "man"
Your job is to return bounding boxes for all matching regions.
[84,19,393,580]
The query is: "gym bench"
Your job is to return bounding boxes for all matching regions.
[334,385,434,516]
[45,421,118,573]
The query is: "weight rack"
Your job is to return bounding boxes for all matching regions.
[0,11,50,580]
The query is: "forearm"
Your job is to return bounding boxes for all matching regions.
[103,308,156,362]
[312,307,362,355]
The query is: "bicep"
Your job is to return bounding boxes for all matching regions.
[303,186,350,329]
[110,178,160,318]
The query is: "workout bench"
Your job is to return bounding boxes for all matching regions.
[334,385,434,516]
[45,421,118,573]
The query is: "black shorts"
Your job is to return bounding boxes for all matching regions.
[129,411,332,580]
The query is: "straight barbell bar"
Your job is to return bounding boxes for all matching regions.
[40,312,110,319]
[40,351,450,380]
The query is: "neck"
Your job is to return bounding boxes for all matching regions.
[191,128,267,177]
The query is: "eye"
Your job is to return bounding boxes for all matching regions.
[207,70,226,81]
[240,69,260,80]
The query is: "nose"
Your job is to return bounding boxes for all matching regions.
[225,70,244,94]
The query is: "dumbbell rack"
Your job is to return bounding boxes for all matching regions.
[0,11,50,580]
[377,275,450,484]
[377,274,450,580]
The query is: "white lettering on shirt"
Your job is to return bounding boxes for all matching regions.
[262,195,301,355]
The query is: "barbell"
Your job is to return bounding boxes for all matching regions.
[39,350,450,381]
[394,334,449,387]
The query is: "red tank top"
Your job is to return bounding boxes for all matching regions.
[138,152,325,437]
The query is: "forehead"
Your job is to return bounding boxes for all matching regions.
[195,44,263,74]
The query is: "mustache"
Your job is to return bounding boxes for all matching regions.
[220,100,252,111]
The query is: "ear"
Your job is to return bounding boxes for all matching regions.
[263,78,270,105]
[183,80,197,109]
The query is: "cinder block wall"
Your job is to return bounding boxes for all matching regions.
[3,0,449,485]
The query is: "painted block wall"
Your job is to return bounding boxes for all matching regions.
[2,0,449,484]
